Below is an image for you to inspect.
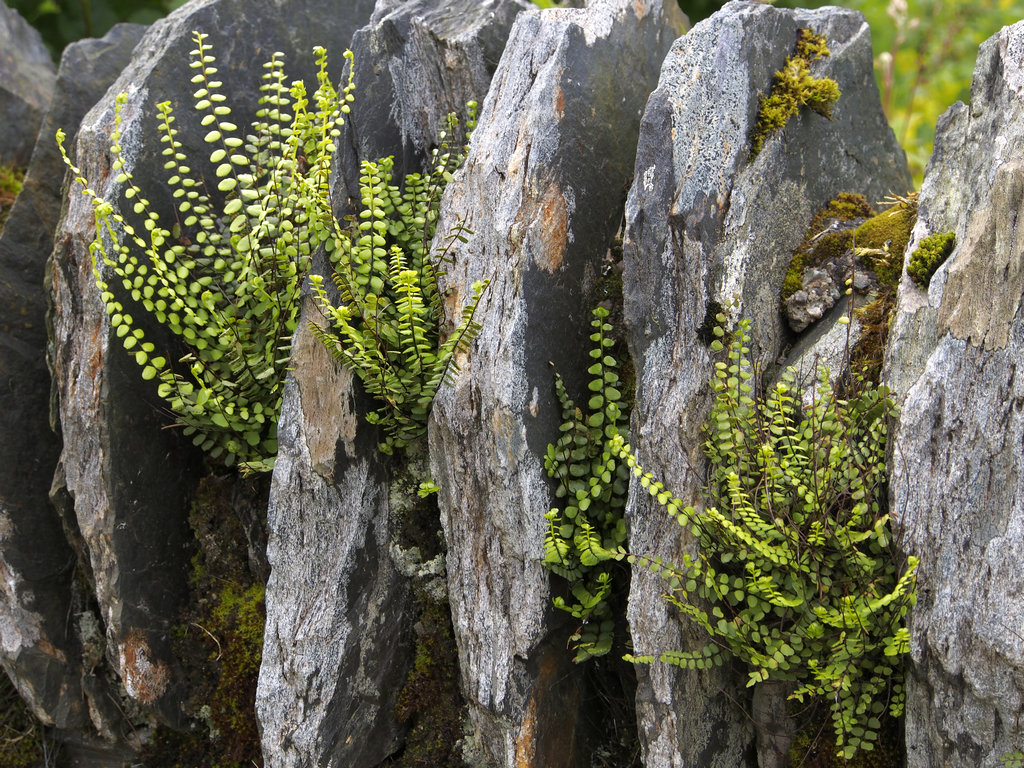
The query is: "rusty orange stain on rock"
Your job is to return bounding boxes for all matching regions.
[517,181,568,274]
[513,673,540,767]
[119,630,170,705]
[513,645,578,768]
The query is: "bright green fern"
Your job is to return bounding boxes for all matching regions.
[616,316,917,760]
[541,306,630,661]
[309,107,487,455]
[58,32,354,472]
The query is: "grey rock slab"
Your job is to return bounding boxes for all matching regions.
[0,1,56,166]
[257,312,406,768]
[428,1,682,765]
[256,1,525,765]
[48,0,375,725]
[621,2,909,765]
[884,20,1024,768]
[339,0,530,189]
[0,23,144,734]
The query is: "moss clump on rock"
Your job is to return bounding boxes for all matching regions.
[0,165,24,233]
[853,202,917,286]
[751,28,841,157]
[782,192,874,301]
[389,591,465,768]
[846,197,918,384]
[907,231,955,288]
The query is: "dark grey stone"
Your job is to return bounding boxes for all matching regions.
[428,1,683,764]
[0,23,144,736]
[884,19,1024,768]
[0,1,56,166]
[48,0,377,726]
[255,1,527,765]
[621,2,910,764]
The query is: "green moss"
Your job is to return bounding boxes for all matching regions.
[853,203,917,287]
[782,193,873,301]
[0,673,44,768]
[843,199,918,387]
[751,28,841,157]
[0,166,24,233]
[907,231,955,288]
[388,593,465,767]
[141,474,268,768]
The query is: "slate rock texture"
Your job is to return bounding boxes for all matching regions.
[0,1,56,166]
[884,20,1024,768]
[255,1,525,766]
[621,2,910,765]
[340,0,530,188]
[428,1,683,765]
[48,0,375,726]
[0,23,145,736]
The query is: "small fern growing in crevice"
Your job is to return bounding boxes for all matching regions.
[541,306,630,661]
[309,107,488,455]
[615,316,916,760]
[58,32,354,472]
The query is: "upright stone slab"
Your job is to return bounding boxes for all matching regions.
[621,3,910,765]
[340,0,529,186]
[884,21,1024,768]
[48,0,375,725]
[428,2,682,765]
[0,1,56,166]
[255,1,525,766]
[0,23,145,735]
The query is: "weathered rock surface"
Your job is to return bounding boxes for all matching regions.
[621,2,910,765]
[340,0,530,188]
[884,20,1024,768]
[428,1,683,765]
[0,23,145,737]
[0,1,56,166]
[48,0,377,727]
[255,1,525,765]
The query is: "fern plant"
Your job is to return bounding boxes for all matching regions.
[615,317,917,760]
[541,306,630,661]
[58,32,354,472]
[309,107,488,455]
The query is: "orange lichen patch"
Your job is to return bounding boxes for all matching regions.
[294,304,358,475]
[521,181,569,274]
[119,630,171,705]
[554,85,565,121]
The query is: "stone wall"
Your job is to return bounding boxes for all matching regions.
[0,0,1022,765]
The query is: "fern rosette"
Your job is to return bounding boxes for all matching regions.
[310,108,488,455]
[617,317,917,759]
[541,306,630,661]
[59,33,354,471]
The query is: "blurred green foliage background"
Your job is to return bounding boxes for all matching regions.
[775,0,1024,183]
[504,0,1024,185]
[11,0,1024,183]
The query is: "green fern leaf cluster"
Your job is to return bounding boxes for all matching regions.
[58,32,354,472]
[309,108,487,455]
[541,306,630,661]
[615,316,917,760]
